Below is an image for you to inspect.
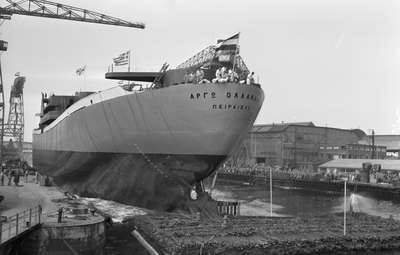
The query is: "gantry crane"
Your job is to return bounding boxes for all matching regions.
[1,76,26,161]
[0,0,145,162]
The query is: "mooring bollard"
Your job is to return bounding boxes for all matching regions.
[222,215,228,227]
[90,209,96,216]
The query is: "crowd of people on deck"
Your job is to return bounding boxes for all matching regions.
[182,68,205,84]
[218,163,400,185]
[181,66,255,85]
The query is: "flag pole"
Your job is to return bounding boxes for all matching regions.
[84,66,87,93]
[128,50,131,72]
[232,32,240,72]
[270,165,273,217]
[344,181,347,236]
[128,51,131,85]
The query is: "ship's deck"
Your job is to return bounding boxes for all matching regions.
[105,72,160,82]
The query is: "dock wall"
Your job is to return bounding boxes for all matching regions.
[19,220,106,255]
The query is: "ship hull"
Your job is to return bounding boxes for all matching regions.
[33,82,264,210]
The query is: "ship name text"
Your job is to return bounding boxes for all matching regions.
[212,104,251,111]
[189,92,259,102]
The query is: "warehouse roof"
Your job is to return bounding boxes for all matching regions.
[319,159,400,171]
[251,122,366,140]
[251,122,315,133]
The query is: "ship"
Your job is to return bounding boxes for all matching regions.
[32,35,265,210]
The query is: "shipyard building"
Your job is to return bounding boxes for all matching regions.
[228,122,394,171]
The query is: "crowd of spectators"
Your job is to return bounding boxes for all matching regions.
[218,163,400,186]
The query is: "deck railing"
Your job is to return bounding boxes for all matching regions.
[0,205,42,244]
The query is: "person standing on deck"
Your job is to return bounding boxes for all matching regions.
[188,71,195,83]
[212,67,222,83]
[247,72,255,84]
[182,71,189,84]
[196,68,204,84]
[239,71,248,84]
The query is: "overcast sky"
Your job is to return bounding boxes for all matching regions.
[1,0,399,142]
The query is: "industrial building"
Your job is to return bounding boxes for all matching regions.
[228,122,389,171]
[366,135,400,157]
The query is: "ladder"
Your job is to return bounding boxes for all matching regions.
[150,62,169,90]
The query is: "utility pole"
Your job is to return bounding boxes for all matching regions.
[368,129,375,159]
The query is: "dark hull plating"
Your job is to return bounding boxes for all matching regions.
[36,149,227,210]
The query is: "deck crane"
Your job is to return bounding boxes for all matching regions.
[0,0,145,163]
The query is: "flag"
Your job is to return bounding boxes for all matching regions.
[215,33,240,52]
[113,51,130,66]
[15,72,20,76]
[76,66,86,76]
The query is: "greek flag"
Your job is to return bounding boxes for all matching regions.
[113,51,130,66]
[216,33,239,52]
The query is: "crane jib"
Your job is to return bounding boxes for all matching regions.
[0,0,145,29]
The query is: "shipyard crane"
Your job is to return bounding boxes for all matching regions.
[0,0,145,28]
[1,76,26,160]
[0,0,145,162]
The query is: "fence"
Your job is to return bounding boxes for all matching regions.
[216,201,240,216]
[0,205,42,244]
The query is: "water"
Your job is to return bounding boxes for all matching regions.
[85,179,400,254]
[205,180,400,221]
[206,179,400,255]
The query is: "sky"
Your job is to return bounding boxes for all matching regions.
[0,0,399,142]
